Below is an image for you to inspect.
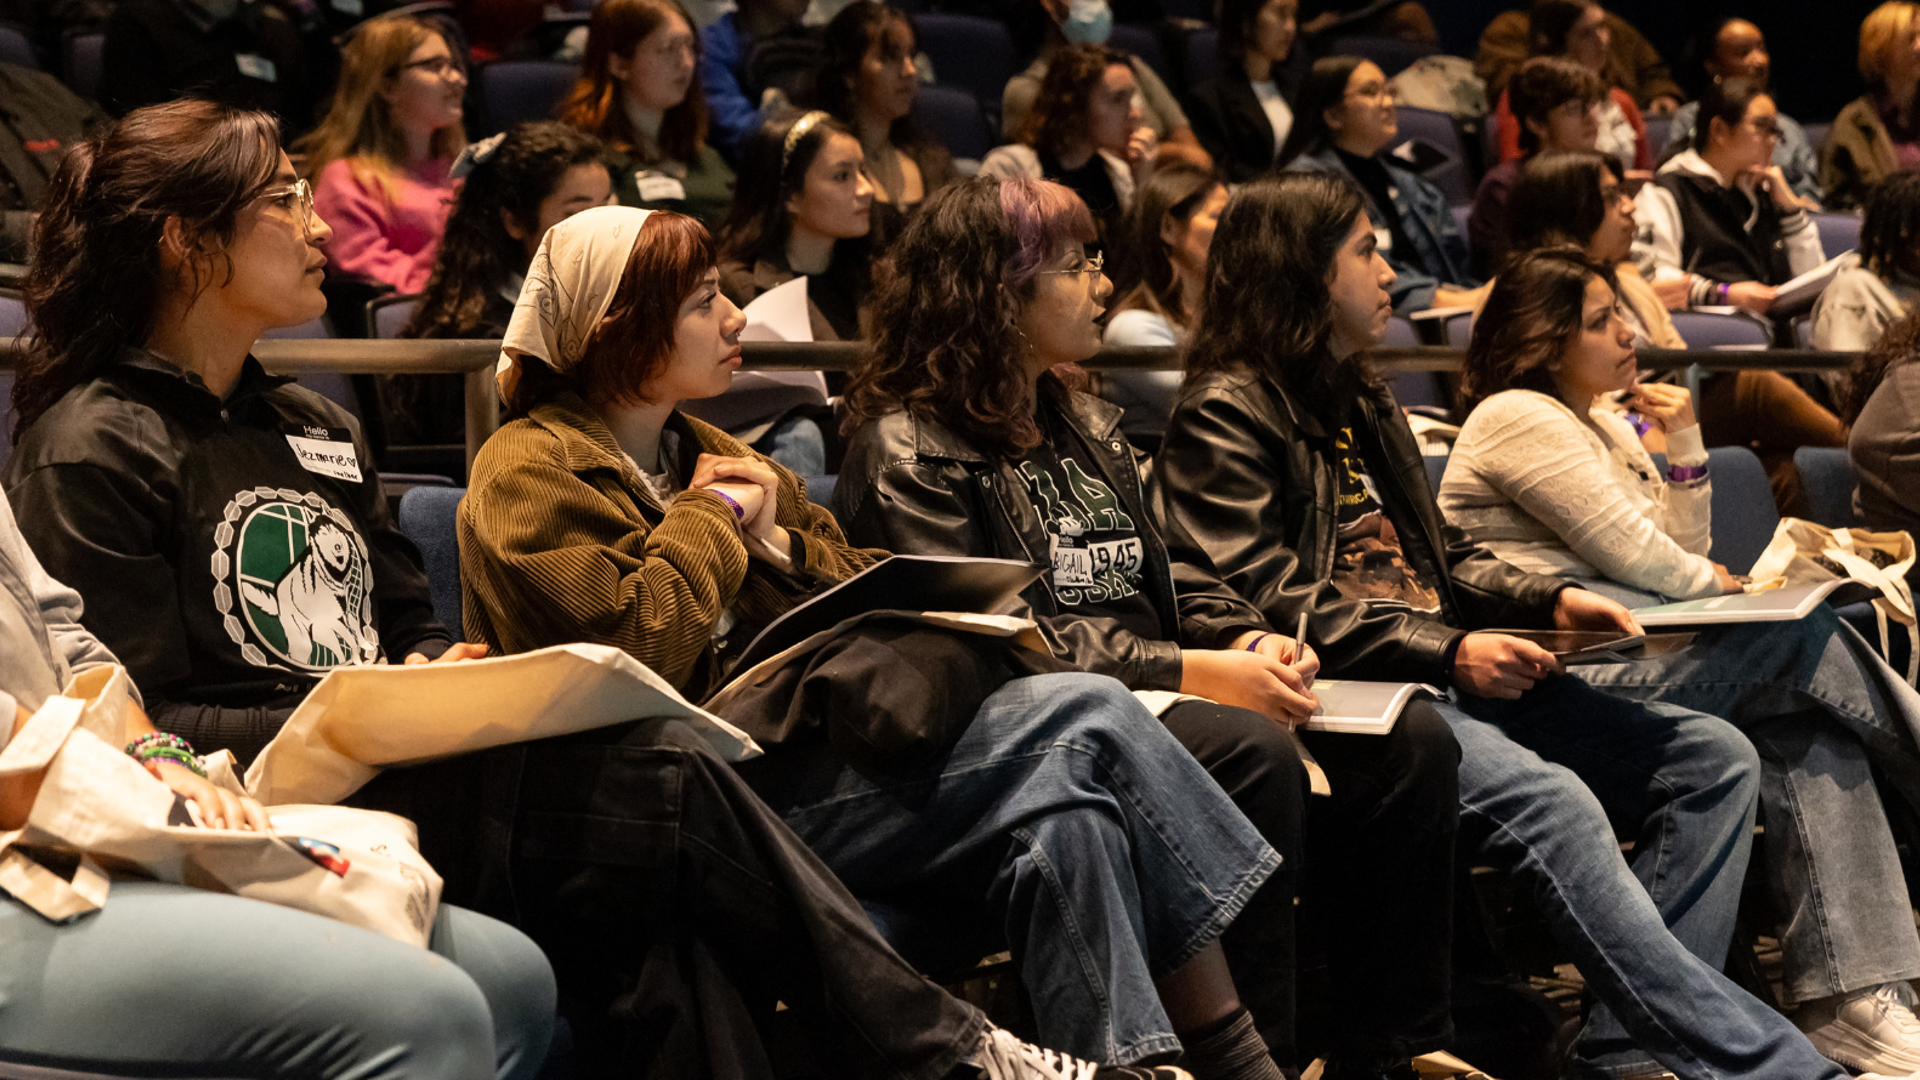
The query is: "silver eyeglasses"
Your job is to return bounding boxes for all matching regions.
[1040,252,1104,277]
[259,178,315,236]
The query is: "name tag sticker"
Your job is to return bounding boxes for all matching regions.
[331,0,364,12]
[634,172,687,202]
[235,53,278,83]
[1373,227,1393,252]
[1049,537,1094,587]
[285,427,362,483]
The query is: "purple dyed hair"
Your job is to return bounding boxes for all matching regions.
[998,177,1097,298]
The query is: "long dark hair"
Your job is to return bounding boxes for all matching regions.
[16,100,281,440]
[1844,306,1920,424]
[819,2,920,149]
[1110,163,1219,325]
[1860,168,1920,281]
[1459,246,1619,414]
[1274,54,1366,169]
[1507,149,1620,259]
[716,110,875,285]
[844,176,1095,456]
[1691,76,1766,154]
[406,122,609,339]
[559,0,708,165]
[1185,171,1366,389]
[1021,42,1131,158]
[1527,0,1595,57]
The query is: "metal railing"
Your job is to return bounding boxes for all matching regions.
[0,338,1858,466]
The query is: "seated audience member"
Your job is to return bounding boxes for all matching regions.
[819,1,959,231]
[835,174,1459,1079]
[1188,0,1305,184]
[1635,76,1822,316]
[397,122,613,450]
[1102,163,1227,443]
[699,0,811,161]
[559,0,735,229]
[1823,0,1920,210]
[1468,56,1604,279]
[1814,167,1920,350]
[1153,170,1880,1080]
[1505,151,1845,514]
[1476,2,1682,113]
[1295,0,1438,42]
[99,0,314,134]
[982,44,1153,249]
[1488,0,1651,173]
[1001,0,1198,149]
[1846,309,1920,562]
[1279,56,1477,315]
[459,201,1285,1079]
[1663,18,1821,205]
[0,499,556,1080]
[0,61,103,263]
[300,14,468,295]
[1446,249,1920,1071]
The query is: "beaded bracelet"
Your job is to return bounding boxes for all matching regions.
[126,732,207,779]
[712,489,747,522]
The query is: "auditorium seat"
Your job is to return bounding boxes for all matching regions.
[0,26,35,69]
[1669,310,1770,350]
[1326,34,1438,78]
[1642,115,1670,157]
[63,32,103,101]
[1390,106,1470,204]
[397,485,468,642]
[912,84,993,163]
[1109,24,1168,81]
[0,290,28,338]
[1793,446,1856,529]
[369,293,425,340]
[1813,211,1862,262]
[913,14,1015,122]
[1183,27,1223,90]
[1701,446,1777,575]
[477,60,578,136]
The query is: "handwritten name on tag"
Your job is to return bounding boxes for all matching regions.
[285,428,363,483]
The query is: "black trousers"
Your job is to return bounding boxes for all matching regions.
[1160,698,1460,1071]
[504,718,984,1080]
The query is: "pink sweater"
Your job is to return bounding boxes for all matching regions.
[313,157,457,294]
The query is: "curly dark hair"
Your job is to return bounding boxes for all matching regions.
[1020,42,1131,158]
[1860,168,1920,281]
[15,100,281,442]
[1843,306,1920,424]
[558,0,709,165]
[1458,246,1620,414]
[405,122,609,340]
[843,176,1095,456]
[1184,171,1366,390]
[715,109,876,292]
[1509,55,1604,156]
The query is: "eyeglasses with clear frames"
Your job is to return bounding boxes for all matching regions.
[1040,252,1104,278]
[394,54,466,80]
[259,178,315,237]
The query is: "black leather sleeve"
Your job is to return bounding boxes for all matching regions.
[1156,383,1465,684]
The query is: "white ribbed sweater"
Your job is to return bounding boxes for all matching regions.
[1438,390,1719,600]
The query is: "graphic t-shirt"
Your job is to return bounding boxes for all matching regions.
[1329,425,1442,612]
[1018,412,1161,639]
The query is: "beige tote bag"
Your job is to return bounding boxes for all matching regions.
[1748,518,1919,684]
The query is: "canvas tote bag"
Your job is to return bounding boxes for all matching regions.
[1748,518,1919,684]
[0,664,441,947]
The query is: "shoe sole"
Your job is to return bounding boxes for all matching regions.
[1806,1024,1920,1073]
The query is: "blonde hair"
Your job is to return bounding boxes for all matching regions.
[1860,1,1920,85]
[295,16,466,196]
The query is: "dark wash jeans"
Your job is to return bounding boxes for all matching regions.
[504,717,983,1080]
[1161,699,1460,1072]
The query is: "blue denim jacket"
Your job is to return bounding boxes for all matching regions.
[1287,147,1476,314]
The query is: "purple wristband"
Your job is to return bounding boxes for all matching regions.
[1667,463,1709,483]
[1716,282,1730,305]
[712,489,746,522]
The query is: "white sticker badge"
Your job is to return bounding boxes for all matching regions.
[331,0,364,13]
[634,172,687,203]
[235,53,278,83]
[285,427,363,483]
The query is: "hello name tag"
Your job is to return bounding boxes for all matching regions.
[285,426,363,483]
[235,53,278,83]
[634,172,687,202]
[1049,537,1095,587]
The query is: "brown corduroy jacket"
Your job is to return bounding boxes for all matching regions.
[457,392,883,701]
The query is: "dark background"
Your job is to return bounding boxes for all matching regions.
[1428,0,1884,122]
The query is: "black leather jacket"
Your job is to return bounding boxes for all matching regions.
[834,387,1273,692]
[1154,365,1571,685]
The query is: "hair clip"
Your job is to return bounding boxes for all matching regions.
[780,111,832,175]
[451,132,507,180]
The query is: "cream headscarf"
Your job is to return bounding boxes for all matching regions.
[497,204,655,396]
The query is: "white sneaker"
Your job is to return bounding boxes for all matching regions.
[1799,981,1920,1073]
[970,1027,1195,1080]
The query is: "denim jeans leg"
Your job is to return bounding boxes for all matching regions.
[1446,679,1844,1080]
[748,673,1282,1065]
[1578,611,1920,1000]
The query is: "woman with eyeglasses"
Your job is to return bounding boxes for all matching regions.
[1278,55,1478,315]
[835,176,1461,1080]
[559,0,735,229]
[1634,76,1823,318]
[0,98,558,1080]
[299,14,469,295]
[1487,0,1651,173]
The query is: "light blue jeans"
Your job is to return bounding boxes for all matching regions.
[1575,588,1920,1006]
[747,672,1282,1066]
[0,882,556,1080]
[1446,673,1848,1080]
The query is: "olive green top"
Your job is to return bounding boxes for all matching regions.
[612,143,736,230]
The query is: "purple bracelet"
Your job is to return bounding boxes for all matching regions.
[1668,463,1709,484]
[712,490,746,522]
